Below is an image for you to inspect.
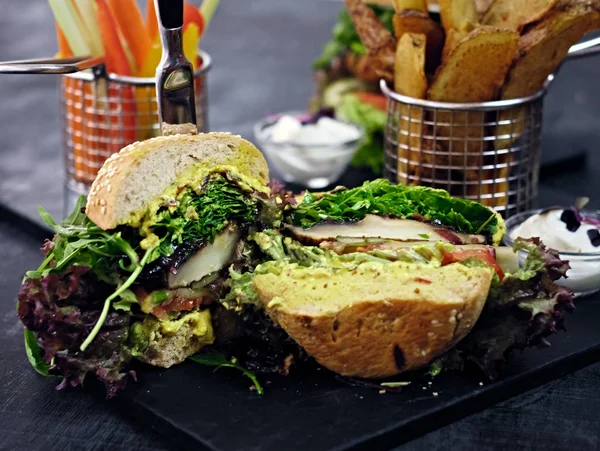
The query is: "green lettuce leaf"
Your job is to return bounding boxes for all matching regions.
[313,6,394,69]
[336,94,387,173]
[288,179,500,239]
[24,329,52,376]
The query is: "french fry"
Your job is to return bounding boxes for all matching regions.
[344,0,397,81]
[482,0,558,31]
[393,0,428,13]
[108,0,151,74]
[394,33,428,185]
[428,27,518,175]
[392,9,445,73]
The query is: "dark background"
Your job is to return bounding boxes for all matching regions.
[1,1,600,450]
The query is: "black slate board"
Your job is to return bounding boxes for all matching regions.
[5,185,600,451]
[118,295,600,451]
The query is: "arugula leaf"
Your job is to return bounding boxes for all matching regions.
[289,179,499,239]
[24,329,52,376]
[189,351,264,395]
[113,289,139,312]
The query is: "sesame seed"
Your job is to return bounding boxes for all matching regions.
[379,390,386,394]
[451,309,457,316]
[431,319,439,325]
[421,350,427,356]
[427,332,435,337]
[449,317,456,323]
[457,313,463,320]
[106,184,112,193]
[479,382,483,386]
[433,392,439,397]
[101,206,106,215]
[99,199,106,206]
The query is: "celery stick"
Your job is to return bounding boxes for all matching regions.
[74,0,104,57]
[199,0,221,32]
[48,0,91,56]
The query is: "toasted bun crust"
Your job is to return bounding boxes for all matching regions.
[86,133,269,230]
[254,262,492,378]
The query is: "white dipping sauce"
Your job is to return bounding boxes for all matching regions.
[511,209,600,295]
[511,209,598,253]
[259,115,362,188]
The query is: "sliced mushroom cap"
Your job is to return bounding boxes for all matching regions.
[168,226,241,289]
[286,215,486,245]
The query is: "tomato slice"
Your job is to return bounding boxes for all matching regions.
[151,296,204,320]
[442,248,504,281]
[351,92,387,111]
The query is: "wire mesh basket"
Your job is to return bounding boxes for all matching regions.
[381,80,546,217]
[61,50,211,211]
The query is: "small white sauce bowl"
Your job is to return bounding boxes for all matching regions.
[504,209,600,297]
[253,112,364,189]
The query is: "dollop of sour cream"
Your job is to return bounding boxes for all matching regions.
[268,115,361,145]
[511,209,599,253]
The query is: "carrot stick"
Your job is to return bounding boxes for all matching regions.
[56,24,73,58]
[96,0,136,155]
[96,0,133,75]
[146,0,159,42]
[108,0,151,74]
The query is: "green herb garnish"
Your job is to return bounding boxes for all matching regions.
[190,351,264,395]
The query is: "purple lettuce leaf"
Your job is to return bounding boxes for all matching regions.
[446,237,574,379]
[17,267,134,398]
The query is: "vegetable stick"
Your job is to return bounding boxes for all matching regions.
[146,0,159,41]
[199,0,221,35]
[183,24,200,69]
[108,0,151,73]
[96,0,136,153]
[73,0,104,56]
[48,0,91,55]
[96,0,133,75]
[139,37,162,77]
[56,24,73,58]
[184,3,205,35]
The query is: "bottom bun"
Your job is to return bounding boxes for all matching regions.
[254,262,492,378]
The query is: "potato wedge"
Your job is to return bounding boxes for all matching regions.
[430,27,518,102]
[496,5,600,151]
[502,6,600,99]
[429,27,518,174]
[438,0,479,59]
[344,0,397,81]
[394,33,428,184]
[475,0,494,16]
[438,0,479,32]
[393,0,428,13]
[440,23,476,62]
[393,9,445,73]
[483,0,558,31]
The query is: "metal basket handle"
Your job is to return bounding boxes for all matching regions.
[0,56,104,75]
[566,35,600,60]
